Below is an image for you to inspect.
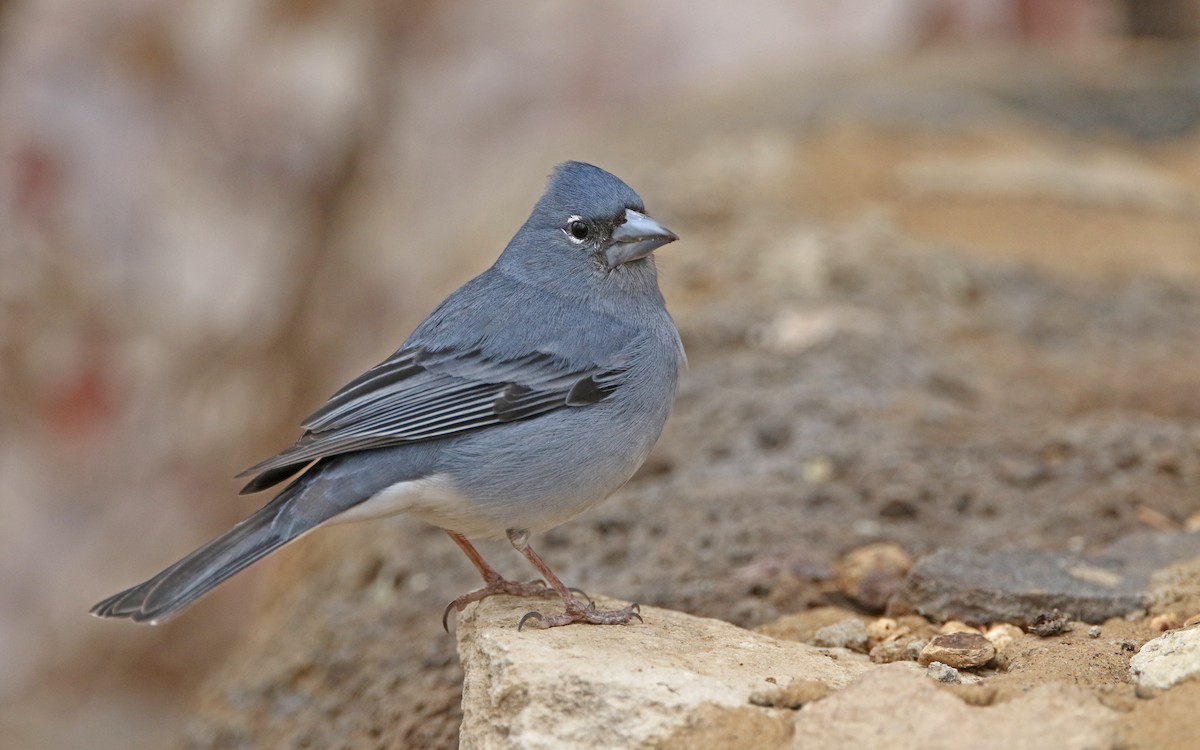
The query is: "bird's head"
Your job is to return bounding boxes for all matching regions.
[501,162,678,282]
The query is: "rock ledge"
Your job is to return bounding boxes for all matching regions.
[455,597,1117,750]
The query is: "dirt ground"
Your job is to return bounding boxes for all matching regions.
[171,55,1200,749]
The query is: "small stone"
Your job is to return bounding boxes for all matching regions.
[1028,610,1071,637]
[868,640,905,663]
[835,543,913,612]
[906,639,928,661]
[865,617,904,647]
[1088,626,1102,638]
[868,637,922,664]
[919,632,996,669]
[926,661,961,683]
[1130,623,1200,689]
[813,618,869,651]
[984,623,1023,653]
[749,679,830,709]
[1150,612,1180,631]
[939,620,977,635]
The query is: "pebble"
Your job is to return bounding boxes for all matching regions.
[813,618,869,651]
[926,661,961,683]
[1150,612,1180,631]
[984,623,1023,652]
[1087,625,1102,638]
[835,542,913,612]
[906,639,928,661]
[939,620,977,635]
[749,679,830,709]
[866,617,904,647]
[1028,610,1071,637]
[918,632,996,669]
[1130,623,1200,689]
[869,638,916,664]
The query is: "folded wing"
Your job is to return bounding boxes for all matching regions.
[236,346,626,493]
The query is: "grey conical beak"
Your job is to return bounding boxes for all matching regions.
[605,209,678,267]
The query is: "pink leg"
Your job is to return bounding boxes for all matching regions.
[505,529,641,630]
[442,531,554,631]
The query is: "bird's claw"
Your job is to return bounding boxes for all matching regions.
[518,610,545,631]
[517,599,642,630]
[441,577,556,633]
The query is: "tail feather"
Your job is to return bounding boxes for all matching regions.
[91,483,312,624]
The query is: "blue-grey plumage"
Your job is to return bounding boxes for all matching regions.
[91,161,683,627]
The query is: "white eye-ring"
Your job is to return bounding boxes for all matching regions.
[563,216,590,243]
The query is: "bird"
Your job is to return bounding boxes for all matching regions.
[91,161,683,630]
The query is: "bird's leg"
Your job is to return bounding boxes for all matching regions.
[442,531,555,631]
[506,528,642,630]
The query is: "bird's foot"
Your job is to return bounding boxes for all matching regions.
[443,577,556,631]
[517,596,642,630]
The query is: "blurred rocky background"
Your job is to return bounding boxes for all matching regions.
[4,1,1200,748]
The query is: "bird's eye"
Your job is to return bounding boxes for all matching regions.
[565,219,590,242]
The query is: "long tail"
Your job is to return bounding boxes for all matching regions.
[91,478,316,625]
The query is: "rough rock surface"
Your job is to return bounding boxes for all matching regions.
[918,632,996,669]
[455,597,871,750]
[1130,624,1200,690]
[457,601,1119,750]
[901,533,1200,625]
[792,664,1118,750]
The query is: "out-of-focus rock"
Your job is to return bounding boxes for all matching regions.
[1130,624,1200,690]
[926,661,961,683]
[984,623,1023,653]
[1150,612,1181,632]
[456,597,870,750]
[748,678,830,709]
[870,638,913,664]
[865,616,903,646]
[938,620,979,635]
[813,618,869,651]
[918,632,996,669]
[792,664,1118,750]
[835,542,913,612]
[757,606,864,644]
[1149,556,1200,619]
[902,548,1136,624]
[900,534,1200,626]
[898,152,1200,215]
